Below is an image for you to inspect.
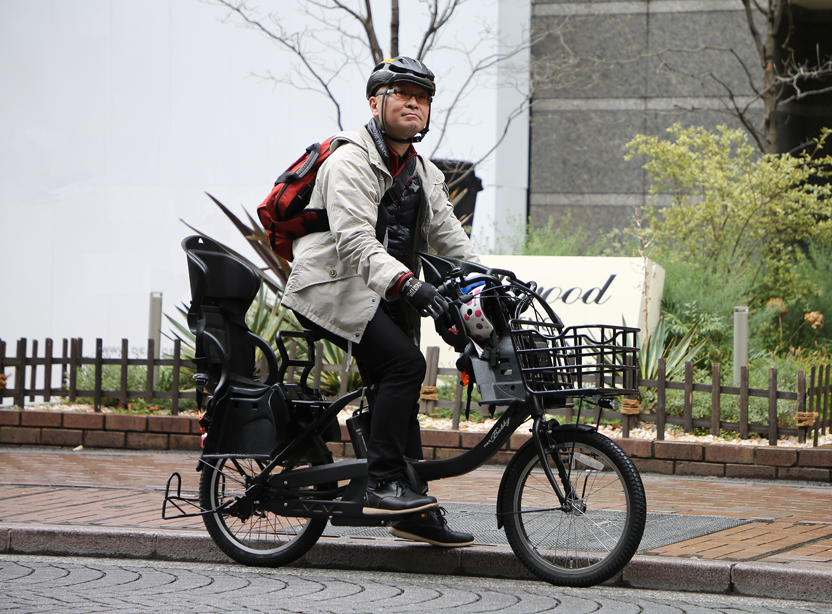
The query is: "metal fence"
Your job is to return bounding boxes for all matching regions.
[1,337,829,446]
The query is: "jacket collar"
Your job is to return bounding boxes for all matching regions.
[331,124,419,180]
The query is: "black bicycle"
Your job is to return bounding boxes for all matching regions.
[163,236,646,588]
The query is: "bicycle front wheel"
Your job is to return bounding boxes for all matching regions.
[200,453,330,567]
[499,428,646,587]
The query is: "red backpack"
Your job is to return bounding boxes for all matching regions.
[258,138,417,262]
[257,138,337,262]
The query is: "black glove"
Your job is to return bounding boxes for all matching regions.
[401,276,449,319]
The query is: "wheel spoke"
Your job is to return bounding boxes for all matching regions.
[500,429,646,587]
[199,452,331,566]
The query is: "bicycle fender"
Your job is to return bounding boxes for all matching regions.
[549,422,598,434]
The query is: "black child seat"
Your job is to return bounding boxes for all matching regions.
[184,235,285,457]
[184,235,340,460]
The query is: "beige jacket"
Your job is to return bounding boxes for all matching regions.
[281,126,479,343]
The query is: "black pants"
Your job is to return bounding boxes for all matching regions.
[294,309,426,484]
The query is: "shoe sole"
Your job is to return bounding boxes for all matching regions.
[362,502,439,517]
[387,526,474,548]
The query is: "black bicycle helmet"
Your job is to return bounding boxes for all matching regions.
[366,56,435,143]
[366,56,436,100]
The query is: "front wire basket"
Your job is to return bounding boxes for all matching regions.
[509,323,639,397]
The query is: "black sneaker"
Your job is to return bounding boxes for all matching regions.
[388,507,474,547]
[364,480,438,516]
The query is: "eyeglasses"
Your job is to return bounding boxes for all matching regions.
[383,88,432,105]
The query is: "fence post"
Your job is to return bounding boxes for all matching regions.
[15,338,27,408]
[823,365,830,436]
[711,363,721,437]
[797,370,806,444]
[61,339,69,393]
[656,358,666,440]
[44,338,53,402]
[94,339,103,412]
[809,365,820,445]
[768,367,778,446]
[0,339,6,403]
[683,361,693,433]
[146,338,155,405]
[69,338,81,403]
[813,368,821,446]
[420,347,439,414]
[171,338,181,416]
[29,339,38,402]
[739,365,749,439]
[120,339,129,407]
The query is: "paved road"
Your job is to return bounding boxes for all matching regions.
[2,554,829,614]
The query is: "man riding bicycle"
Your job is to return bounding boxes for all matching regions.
[279,56,480,547]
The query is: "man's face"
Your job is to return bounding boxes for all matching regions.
[369,83,431,141]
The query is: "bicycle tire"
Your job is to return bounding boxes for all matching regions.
[200,440,332,567]
[499,428,646,587]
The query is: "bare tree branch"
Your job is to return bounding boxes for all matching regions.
[214,0,347,129]
[416,0,464,60]
[708,72,767,152]
[776,59,832,103]
[741,0,766,66]
[428,27,549,156]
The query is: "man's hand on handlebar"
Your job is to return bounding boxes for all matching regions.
[401,276,450,319]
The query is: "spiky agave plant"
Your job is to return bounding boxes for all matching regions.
[634,316,707,408]
[638,317,707,382]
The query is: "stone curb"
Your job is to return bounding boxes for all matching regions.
[3,524,831,603]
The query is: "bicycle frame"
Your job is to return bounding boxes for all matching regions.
[179,385,592,526]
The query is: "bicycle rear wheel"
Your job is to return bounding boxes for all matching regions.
[499,428,646,587]
[200,445,331,567]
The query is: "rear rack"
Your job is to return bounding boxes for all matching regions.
[510,324,639,397]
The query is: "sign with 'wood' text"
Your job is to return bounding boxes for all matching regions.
[420,255,665,366]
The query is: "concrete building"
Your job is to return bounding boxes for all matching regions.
[526,0,832,236]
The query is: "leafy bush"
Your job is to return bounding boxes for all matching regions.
[626,125,832,309]
[626,124,832,360]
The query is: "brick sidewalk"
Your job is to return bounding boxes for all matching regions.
[1,447,831,570]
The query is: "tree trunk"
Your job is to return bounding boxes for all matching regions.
[763,60,778,154]
[391,0,399,58]
[762,1,782,154]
